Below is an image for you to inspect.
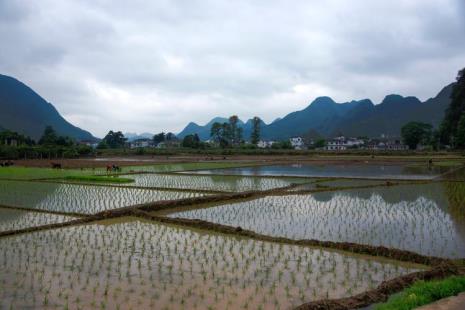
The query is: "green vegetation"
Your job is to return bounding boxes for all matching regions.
[271,140,293,149]
[250,116,261,145]
[210,115,244,148]
[1,159,465,309]
[0,167,93,180]
[375,276,465,310]
[440,67,465,148]
[0,219,419,309]
[0,180,203,214]
[153,132,166,145]
[401,122,433,150]
[170,182,465,258]
[0,162,256,181]
[153,132,177,147]
[0,207,75,232]
[38,125,75,147]
[97,130,126,149]
[64,175,134,183]
[182,133,208,149]
[0,126,94,159]
[115,173,307,192]
[0,130,35,146]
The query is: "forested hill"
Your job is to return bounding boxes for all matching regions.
[0,74,97,141]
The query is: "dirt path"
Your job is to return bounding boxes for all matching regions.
[417,293,465,310]
[11,154,461,168]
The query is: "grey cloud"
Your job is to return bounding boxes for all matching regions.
[0,0,464,137]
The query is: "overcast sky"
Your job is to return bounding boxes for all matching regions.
[1,0,465,137]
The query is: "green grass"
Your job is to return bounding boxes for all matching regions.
[64,175,135,183]
[0,162,256,181]
[0,167,94,180]
[375,276,465,310]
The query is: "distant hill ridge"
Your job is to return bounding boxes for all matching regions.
[0,73,453,142]
[177,83,454,140]
[0,74,97,141]
[124,132,155,142]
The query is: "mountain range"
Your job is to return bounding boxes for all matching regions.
[123,132,155,142]
[0,74,97,141]
[0,73,454,142]
[178,83,454,140]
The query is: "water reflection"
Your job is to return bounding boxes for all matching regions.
[188,164,453,180]
[172,182,465,258]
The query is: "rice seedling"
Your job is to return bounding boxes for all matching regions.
[0,207,75,232]
[0,219,420,309]
[0,180,205,214]
[112,173,308,192]
[170,182,465,258]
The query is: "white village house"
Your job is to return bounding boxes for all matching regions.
[130,138,155,149]
[257,140,275,148]
[367,139,408,151]
[289,137,305,150]
[325,136,364,151]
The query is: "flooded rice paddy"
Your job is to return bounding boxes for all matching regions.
[0,207,76,232]
[0,180,204,214]
[116,173,308,192]
[0,160,463,309]
[0,219,421,309]
[186,163,454,180]
[170,182,465,258]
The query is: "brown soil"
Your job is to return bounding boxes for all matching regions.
[10,154,459,168]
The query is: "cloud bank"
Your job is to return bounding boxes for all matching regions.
[1,0,464,137]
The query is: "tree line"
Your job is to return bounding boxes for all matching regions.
[400,67,465,150]
[0,126,94,159]
[207,115,291,149]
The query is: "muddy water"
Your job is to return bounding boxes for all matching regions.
[0,219,421,309]
[186,163,454,180]
[0,207,75,232]
[170,182,465,258]
[114,173,307,192]
[0,180,204,214]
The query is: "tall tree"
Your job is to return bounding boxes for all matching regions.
[39,126,58,145]
[401,122,432,150]
[455,113,465,148]
[182,134,200,148]
[236,127,243,144]
[0,130,35,146]
[99,130,127,149]
[250,116,261,145]
[210,122,222,143]
[165,132,177,141]
[153,132,165,145]
[221,122,232,148]
[228,115,239,145]
[440,68,465,146]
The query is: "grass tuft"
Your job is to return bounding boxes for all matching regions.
[375,276,465,310]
